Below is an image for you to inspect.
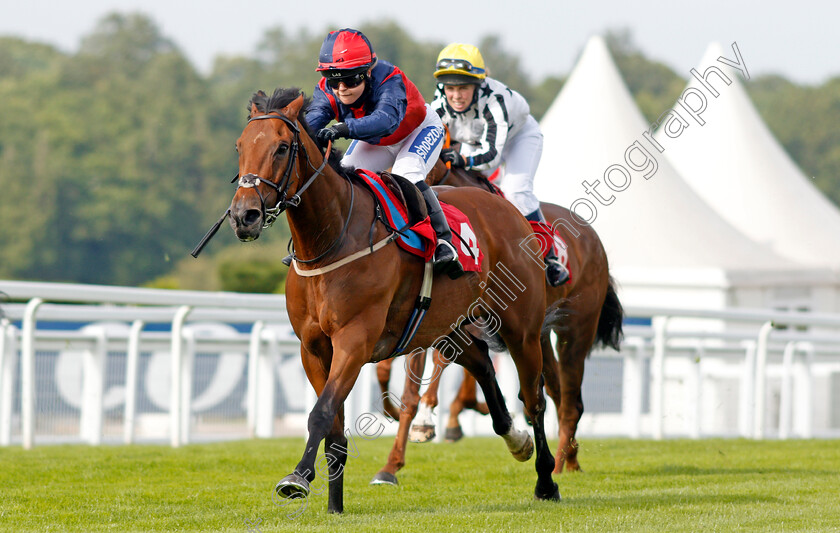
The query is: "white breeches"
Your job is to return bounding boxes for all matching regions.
[487,115,543,215]
[341,105,445,184]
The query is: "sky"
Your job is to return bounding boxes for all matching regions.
[1,0,838,85]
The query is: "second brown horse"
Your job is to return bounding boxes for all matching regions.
[372,160,623,485]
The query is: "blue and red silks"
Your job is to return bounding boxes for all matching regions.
[355,169,483,271]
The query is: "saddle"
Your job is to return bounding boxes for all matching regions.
[352,169,482,271]
[375,171,428,225]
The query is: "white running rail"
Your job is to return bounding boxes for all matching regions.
[2,280,840,448]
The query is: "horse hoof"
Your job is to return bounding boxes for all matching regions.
[503,430,534,462]
[370,471,399,486]
[554,463,582,474]
[535,482,561,501]
[512,435,534,461]
[275,472,310,499]
[444,426,464,442]
[409,424,436,443]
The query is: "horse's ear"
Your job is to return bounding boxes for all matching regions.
[249,103,260,118]
[283,93,305,121]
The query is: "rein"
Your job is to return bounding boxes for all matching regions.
[437,167,452,186]
[190,109,407,281]
[437,168,502,196]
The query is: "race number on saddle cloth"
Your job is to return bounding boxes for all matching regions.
[355,169,483,271]
[529,221,570,275]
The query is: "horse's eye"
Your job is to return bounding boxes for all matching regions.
[234,144,239,153]
[275,144,289,157]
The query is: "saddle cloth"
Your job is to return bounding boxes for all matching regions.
[529,221,570,270]
[487,169,570,273]
[355,169,483,271]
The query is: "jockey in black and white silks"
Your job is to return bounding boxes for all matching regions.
[431,43,569,286]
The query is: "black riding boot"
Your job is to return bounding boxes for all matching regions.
[525,209,569,287]
[416,182,465,279]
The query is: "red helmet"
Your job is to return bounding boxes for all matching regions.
[316,29,377,72]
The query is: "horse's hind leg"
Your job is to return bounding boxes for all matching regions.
[541,333,573,473]
[552,329,592,473]
[376,359,403,420]
[452,339,533,461]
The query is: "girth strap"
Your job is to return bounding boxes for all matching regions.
[292,232,397,277]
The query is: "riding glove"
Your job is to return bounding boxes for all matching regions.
[440,148,466,168]
[316,123,350,145]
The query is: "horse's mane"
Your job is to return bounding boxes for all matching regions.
[247,87,345,171]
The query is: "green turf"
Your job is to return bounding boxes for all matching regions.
[1,437,838,532]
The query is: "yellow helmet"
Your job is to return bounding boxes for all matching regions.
[434,43,486,85]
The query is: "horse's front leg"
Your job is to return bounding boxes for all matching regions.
[375,359,403,420]
[410,348,448,442]
[444,367,486,442]
[371,347,426,485]
[511,333,560,501]
[275,327,371,513]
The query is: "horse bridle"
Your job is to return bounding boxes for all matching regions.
[236,112,321,228]
[190,111,339,258]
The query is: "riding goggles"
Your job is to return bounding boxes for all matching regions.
[324,71,367,90]
[435,58,485,75]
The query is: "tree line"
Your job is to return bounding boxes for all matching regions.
[0,14,837,292]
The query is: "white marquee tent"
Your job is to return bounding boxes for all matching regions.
[533,36,836,311]
[655,42,840,271]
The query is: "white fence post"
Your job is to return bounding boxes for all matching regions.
[123,320,144,444]
[686,344,703,439]
[0,319,18,446]
[21,298,43,450]
[180,333,196,445]
[651,316,669,440]
[246,321,265,438]
[255,328,277,438]
[80,327,107,445]
[737,341,754,437]
[753,321,774,439]
[621,338,645,438]
[778,341,797,440]
[170,305,192,448]
[798,343,815,439]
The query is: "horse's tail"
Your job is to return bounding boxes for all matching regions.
[595,276,623,351]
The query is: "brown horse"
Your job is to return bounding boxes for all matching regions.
[227,88,560,514]
[372,160,623,485]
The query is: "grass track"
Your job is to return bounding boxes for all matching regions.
[1,437,839,532]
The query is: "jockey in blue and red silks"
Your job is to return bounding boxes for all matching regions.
[306,28,464,280]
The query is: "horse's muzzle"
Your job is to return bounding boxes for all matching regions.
[229,207,263,241]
